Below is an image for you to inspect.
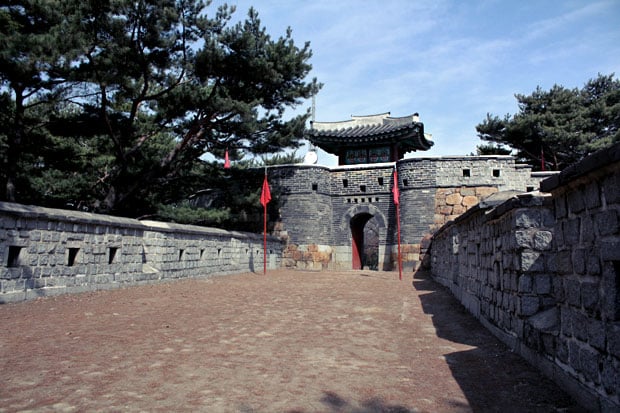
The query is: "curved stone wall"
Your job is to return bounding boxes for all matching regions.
[429,144,620,411]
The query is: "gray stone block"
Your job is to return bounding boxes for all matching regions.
[581,281,600,312]
[567,189,586,214]
[572,249,586,275]
[557,338,569,363]
[563,218,580,245]
[549,251,573,274]
[595,210,619,237]
[609,323,620,358]
[579,346,601,384]
[572,310,589,342]
[601,240,620,261]
[552,276,564,301]
[535,274,552,295]
[602,170,620,204]
[586,252,601,277]
[514,230,532,248]
[518,275,532,293]
[514,208,541,228]
[586,318,606,351]
[521,251,544,272]
[519,295,540,316]
[565,279,581,307]
[601,360,619,400]
[555,196,568,219]
[568,340,582,371]
[581,214,596,244]
[533,230,553,251]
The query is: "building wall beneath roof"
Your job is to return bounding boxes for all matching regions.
[270,156,550,271]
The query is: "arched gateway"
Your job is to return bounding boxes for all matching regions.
[271,112,434,271]
[311,112,431,270]
[270,111,540,271]
[341,205,387,270]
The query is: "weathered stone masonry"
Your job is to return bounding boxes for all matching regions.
[430,143,620,411]
[0,202,283,303]
[271,155,548,271]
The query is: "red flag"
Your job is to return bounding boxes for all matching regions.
[392,169,400,205]
[540,147,546,171]
[260,172,271,275]
[260,174,271,207]
[224,149,231,169]
[393,167,402,280]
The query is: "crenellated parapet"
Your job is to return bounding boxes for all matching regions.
[269,154,548,271]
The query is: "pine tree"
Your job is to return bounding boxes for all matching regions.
[0,0,76,201]
[1,0,320,217]
[476,74,619,170]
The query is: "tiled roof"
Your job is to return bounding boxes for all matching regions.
[306,113,433,154]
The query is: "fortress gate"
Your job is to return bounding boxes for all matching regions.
[268,112,550,271]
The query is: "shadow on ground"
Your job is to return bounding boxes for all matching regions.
[412,270,584,413]
[316,391,412,413]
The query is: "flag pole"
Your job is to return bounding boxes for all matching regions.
[260,166,271,275]
[393,167,403,281]
[263,198,267,275]
[396,200,402,281]
[263,166,267,275]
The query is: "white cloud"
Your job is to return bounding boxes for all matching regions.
[212,0,620,162]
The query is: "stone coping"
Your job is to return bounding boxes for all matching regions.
[540,142,620,192]
[0,201,142,228]
[400,155,515,162]
[266,154,529,172]
[0,201,281,242]
[431,191,552,239]
[140,220,281,242]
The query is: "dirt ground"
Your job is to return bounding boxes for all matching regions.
[0,270,583,413]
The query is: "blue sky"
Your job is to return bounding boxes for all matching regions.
[214,0,620,166]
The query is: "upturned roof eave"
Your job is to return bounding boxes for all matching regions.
[306,123,432,154]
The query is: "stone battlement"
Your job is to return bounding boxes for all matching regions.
[0,202,283,303]
[270,155,549,270]
[429,144,620,411]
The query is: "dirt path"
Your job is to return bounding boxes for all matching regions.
[0,270,582,412]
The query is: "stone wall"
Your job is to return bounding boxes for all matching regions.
[1,202,283,303]
[270,156,548,271]
[429,144,620,411]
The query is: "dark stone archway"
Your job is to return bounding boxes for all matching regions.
[350,213,372,270]
[340,204,387,270]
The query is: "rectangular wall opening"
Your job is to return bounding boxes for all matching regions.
[7,246,22,268]
[108,247,118,264]
[67,248,79,267]
[493,169,501,177]
[463,169,471,177]
[178,249,184,261]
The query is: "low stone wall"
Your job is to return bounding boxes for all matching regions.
[0,202,283,303]
[430,144,620,411]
